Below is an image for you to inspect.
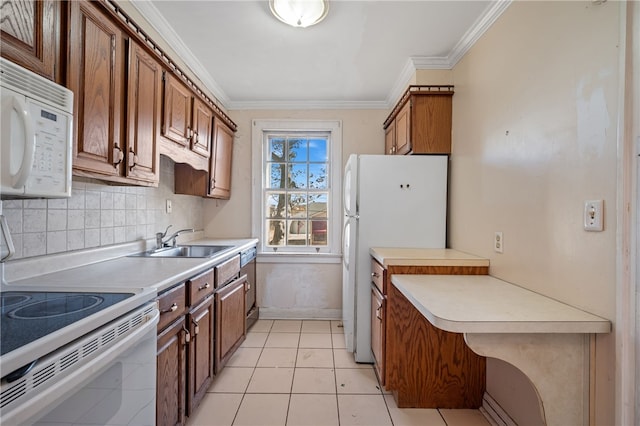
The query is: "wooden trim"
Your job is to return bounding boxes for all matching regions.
[384,85,454,129]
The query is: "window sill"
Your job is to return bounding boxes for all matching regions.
[257,253,342,264]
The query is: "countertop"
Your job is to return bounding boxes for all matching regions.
[2,238,259,295]
[370,247,489,267]
[391,274,611,334]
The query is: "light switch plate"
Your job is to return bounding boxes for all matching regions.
[584,200,603,231]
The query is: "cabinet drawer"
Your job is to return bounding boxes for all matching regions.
[215,255,240,288]
[188,268,214,306]
[157,283,187,331]
[371,259,386,294]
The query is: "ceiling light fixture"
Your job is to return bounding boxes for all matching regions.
[269,0,329,28]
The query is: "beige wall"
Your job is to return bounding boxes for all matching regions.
[203,109,387,317]
[450,1,619,424]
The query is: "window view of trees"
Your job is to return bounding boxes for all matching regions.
[265,134,329,248]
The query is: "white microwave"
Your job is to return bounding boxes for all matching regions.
[0,57,73,198]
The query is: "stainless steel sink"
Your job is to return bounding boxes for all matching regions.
[132,245,233,258]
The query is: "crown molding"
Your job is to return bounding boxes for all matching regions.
[126,0,511,111]
[447,0,513,68]
[227,99,389,111]
[128,0,230,107]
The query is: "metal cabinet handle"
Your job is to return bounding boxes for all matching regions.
[192,319,199,336]
[198,282,211,291]
[161,303,178,314]
[376,306,382,320]
[371,272,380,278]
[113,145,124,167]
[183,325,191,344]
[128,148,138,170]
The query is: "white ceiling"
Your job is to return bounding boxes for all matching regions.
[132,1,510,109]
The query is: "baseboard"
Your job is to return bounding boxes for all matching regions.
[258,307,341,320]
[481,392,517,426]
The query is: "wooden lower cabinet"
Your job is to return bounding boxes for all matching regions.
[187,295,214,416]
[157,316,187,426]
[387,283,485,408]
[215,275,247,373]
[371,258,488,408]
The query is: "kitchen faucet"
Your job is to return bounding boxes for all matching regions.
[156,225,195,249]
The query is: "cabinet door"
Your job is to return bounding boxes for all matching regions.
[1,0,61,82]
[68,0,124,177]
[395,100,411,155]
[191,98,212,158]
[215,275,247,373]
[371,285,385,385]
[162,73,192,147]
[384,121,396,155]
[126,40,161,185]
[187,296,214,416]
[209,119,234,199]
[157,317,187,426]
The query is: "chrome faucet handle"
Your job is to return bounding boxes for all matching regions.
[156,225,172,249]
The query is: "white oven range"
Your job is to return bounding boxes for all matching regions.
[0,285,158,425]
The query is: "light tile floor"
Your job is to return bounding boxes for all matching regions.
[187,320,491,426]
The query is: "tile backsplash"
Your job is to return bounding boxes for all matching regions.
[1,156,203,259]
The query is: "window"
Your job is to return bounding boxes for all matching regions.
[252,120,342,256]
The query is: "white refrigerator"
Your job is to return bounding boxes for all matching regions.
[342,154,448,363]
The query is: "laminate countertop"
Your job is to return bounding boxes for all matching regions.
[391,274,611,334]
[3,238,259,295]
[370,247,489,268]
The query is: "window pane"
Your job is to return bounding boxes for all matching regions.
[287,220,308,245]
[287,193,307,218]
[311,220,328,246]
[308,164,327,189]
[267,163,286,189]
[269,139,285,161]
[266,220,285,246]
[308,193,327,218]
[309,138,327,162]
[288,164,307,189]
[288,139,307,162]
[266,192,286,218]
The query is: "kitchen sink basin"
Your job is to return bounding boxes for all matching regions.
[132,245,233,258]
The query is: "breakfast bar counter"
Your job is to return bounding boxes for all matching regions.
[391,274,611,426]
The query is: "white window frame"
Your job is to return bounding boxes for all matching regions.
[252,119,342,259]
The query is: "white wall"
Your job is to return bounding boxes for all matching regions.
[449,1,619,423]
[203,109,387,318]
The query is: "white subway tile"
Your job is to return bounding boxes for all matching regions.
[85,228,100,248]
[85,191,101,209]
[24,209,46,232]
[67,210,85,230]
[100,209,114,228]
[23,232,46,257]
[114,210,126,227]
[85,210,100,229]
[113,227,126,244]
[100,228,114,246]
[100,192,114,210]
[47,231,67,254]
[47,210,67,231]
[4,209,23,234]
[47,198,68,209]
[67,230,85,251]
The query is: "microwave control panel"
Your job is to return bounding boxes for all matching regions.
[25,100,72,197]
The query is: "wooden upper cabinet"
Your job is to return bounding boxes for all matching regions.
[0,0,62,82]
[209,118,234,199]
[384,120,395,155]
[162,72,192,148]
[68,0,124,178]
[126,40,161,185]
[191,98,213,157]
[383,86,454,155]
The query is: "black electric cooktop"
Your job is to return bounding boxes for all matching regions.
[0,291,134,356]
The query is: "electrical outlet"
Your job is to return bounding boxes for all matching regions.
[166,199,172,214]
[494,232,503,253]
[584,200,603,231]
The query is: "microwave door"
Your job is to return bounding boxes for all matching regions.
[1,88,36,196]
